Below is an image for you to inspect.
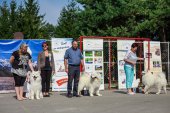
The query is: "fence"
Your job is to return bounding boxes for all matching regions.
[102,40,170,89]
[0,39,169,91]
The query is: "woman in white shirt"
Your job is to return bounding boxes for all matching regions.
[124,43,144,95]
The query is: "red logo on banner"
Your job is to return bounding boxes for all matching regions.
[56,78,68,86]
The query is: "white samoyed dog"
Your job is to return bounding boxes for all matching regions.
[27,71,43,100]
[142,71,167,95]
[78,72,102,97]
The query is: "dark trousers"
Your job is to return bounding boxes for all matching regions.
[41,70,52,93]
[13,73,26,87]
[67,65,80,95]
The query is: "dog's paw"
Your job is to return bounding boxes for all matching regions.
[156,92,160,95]
[30,98,34,100]
[79,94,83,97]
[36,97,40,100]
[145,92,149,94]
[89,94,94,97]
[97,94,102,96]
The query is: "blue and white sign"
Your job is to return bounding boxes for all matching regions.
[0,39,45,93]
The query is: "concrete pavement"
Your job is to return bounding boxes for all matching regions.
[0,89,170,113]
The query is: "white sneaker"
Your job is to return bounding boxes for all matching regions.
[127,92,135,95]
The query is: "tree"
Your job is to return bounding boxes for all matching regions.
[55,1,81,39]
[0,0,46,39]
[0,1,10,38]
[22,0,45,39]
[9,0,18,36]
[41,23,56,39]
[73,0,170,41]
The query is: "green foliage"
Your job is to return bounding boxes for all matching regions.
[56,0,170,41]
[55,1,81,39]
[0,0,170,41]
[0,0,47,39]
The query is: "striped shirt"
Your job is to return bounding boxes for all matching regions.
[124,50,138,68]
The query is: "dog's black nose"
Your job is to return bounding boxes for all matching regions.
[33,76,37,79]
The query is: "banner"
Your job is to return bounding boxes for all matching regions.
[51,38,72,91]
[83,39,104,90]
[117,40,139,89]
[0,40,45,93]
[143,41,162,72]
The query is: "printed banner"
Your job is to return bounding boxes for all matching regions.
[51,38,72,91]
[52,76,68,91]
[0,40,45,93]
[117,40,139,89]
[143,41,162,72]
[83,39,103,50]
[83,38,104,90]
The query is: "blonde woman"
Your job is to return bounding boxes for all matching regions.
[10,43,34,101]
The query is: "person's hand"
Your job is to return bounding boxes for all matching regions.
[65,68,68,73]
[82,65,85,72]
[138,58,145,60]
[132,62,136,66]
[52,70,55,75]
[26,74,30,83]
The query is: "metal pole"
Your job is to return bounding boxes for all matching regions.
[79,36,83,72]
[168,42,170,83]
[148,41,150,70]
[108,40,112,89]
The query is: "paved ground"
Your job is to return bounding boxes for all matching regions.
[0,88,170,113]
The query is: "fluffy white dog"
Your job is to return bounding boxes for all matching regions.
[142,71,167,95]
[27,71,43,100]
[78,72,102,97]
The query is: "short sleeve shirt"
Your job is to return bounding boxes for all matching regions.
[11,50,32,76]
[124,50,137,68]
[64,47,83,65]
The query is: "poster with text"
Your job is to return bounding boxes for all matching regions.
[83,39,104,90]
[51,38,72,91]
[0,40,45,93]
[143,41,162,72]
[117,40,138,89]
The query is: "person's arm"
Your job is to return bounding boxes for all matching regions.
[37,53,41,71]
[51,52,55,75]
[28,60,34,72]
[137,57,144,60]
[64,59,68,73]
[81,59,85,71]
[124,51,135,65]
[124,59,136,65]
[64,50,69,73]
[10,56,15,64]
[80,51,85,71]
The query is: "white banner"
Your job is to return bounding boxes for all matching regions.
[52,76,68,91]
[83,39,103,50]
[83,39,104,90]
[51,38,72,91]
[143,41,162,72]
[117,40,139,89]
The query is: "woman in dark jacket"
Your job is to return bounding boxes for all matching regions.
[38,42,55,97]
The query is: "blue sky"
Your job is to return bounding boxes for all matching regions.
[0,0,73,25]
